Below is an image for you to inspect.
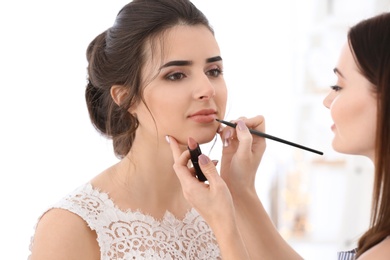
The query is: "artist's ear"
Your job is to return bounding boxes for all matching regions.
[110,85,128,106]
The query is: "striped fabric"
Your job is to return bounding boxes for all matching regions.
[337,248,357,260]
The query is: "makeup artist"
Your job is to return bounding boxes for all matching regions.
[169,12,390,260]
[28,0,266,259]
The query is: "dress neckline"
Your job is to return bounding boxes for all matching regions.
[85,182,198,224]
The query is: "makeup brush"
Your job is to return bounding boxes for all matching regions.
[216,119,323,155]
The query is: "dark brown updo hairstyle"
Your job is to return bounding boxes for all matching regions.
[348,12,390,257]
[85,0,213,158]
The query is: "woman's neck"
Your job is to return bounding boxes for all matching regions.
[92,136,190,219]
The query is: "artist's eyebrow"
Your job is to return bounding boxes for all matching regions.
[333,67,346,79]
[159,56,222,70]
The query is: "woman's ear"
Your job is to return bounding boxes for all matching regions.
[110,85,128,106]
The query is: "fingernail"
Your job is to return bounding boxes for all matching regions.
[199,154,210,165]
[237,120,247,131]
[223,130,232,147]
[165,135,170,144]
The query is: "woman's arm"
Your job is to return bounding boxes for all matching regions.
[29,208,99,260]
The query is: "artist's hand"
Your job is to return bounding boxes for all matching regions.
[167,136,235,227]
[218,115,266,196]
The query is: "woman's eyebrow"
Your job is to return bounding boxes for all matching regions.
[206,56,222,63]
[160,60,192,69]
[159,56,222,70]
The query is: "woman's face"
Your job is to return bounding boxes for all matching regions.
[133,25,227,146]
[323,42,377,159]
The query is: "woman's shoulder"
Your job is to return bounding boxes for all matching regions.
[29,182,109,259]
[29,207,100,259]
[358,236,390,260]
[52,182,117,221]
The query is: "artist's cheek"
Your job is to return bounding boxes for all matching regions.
[329,101,339,123]
[330,96,348,122]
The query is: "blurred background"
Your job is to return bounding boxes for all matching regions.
[1,0,389,259]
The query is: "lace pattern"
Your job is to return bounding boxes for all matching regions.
[29,183,221,260]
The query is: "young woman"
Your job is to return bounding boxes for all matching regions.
[170,12,390,260]
[28,0,264,259]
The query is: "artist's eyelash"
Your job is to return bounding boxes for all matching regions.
[330,85,342,91]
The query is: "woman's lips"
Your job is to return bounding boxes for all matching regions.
[188,109,217,123]
[189,114,216,123]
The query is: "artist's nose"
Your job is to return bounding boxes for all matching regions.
[323,91,333,109]
[193,75,216,100]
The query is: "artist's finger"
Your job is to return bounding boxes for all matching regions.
[242,115,266,138]
[218,117,248,148]
[234,120,253,156]
[242,115,267,152]
[219,125,235,148]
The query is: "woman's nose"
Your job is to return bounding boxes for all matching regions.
[193,75,216,100]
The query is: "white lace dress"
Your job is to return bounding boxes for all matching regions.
[29,183,222,260]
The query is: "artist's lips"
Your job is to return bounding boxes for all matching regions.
[188,109,217,123]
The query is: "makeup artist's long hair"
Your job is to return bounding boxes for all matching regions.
[348,12,390,257]
[85,0,213,158]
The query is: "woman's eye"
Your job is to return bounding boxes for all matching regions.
[330,85,342,92]
[206,68,223,77]
[166,72,186,81]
